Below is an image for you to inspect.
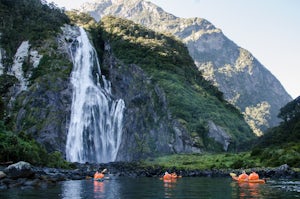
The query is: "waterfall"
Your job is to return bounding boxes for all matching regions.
[66,27,125,163]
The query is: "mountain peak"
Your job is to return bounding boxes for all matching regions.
[81,0,219,38]
[81,0,178,22]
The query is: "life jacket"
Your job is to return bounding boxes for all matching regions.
[163,173,172,180]
[238,173,248,181]
[249,172,259,180]
[94,172,105,179]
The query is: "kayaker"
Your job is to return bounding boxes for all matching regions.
[249,171,259,180]
[163,171,172,180]
[238,171,249,181]
[171,172,177,178]
[94,168,107,179]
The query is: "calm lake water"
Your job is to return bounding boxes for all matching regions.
[0,177,299,199]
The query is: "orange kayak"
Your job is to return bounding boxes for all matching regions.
[232,176,266,184]
[160,175,182,180]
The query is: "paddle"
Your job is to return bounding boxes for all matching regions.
[230,173,237,177]
[101,168,111,180]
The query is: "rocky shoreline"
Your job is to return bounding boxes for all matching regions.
[0,161,299,190]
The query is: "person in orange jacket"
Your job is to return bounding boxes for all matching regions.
[163,171,172,180]
[238,171,249,181]
[171,172,178,179]
[249,171,259,180]
[94,168,107,180]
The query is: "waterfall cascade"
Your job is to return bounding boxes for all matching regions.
[66,27,125,163]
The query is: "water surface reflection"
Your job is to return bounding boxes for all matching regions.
[163,178,177,198]
[230,181,263,198]
[61,180,83,199]
[93,181,105,198]
[1,177,299,199]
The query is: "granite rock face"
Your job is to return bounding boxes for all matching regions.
[4,161,34,179]
[207,121,231,151]
[101,42,201,161]
[12,26,75,155]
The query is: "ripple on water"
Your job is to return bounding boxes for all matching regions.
[270,180,300,193]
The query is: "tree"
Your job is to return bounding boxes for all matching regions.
[278,96,300,122]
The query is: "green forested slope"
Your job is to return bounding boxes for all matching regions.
[0,0,69,58]
[251,96,300,167]
[98,16,254,150]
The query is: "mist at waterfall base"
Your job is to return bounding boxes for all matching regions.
[65,27,125,163]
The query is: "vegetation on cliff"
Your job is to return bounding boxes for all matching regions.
[0,0,69,60]
[98,16,254,151]
[0,0,72,167]
[145,152,261,170]
[0,0,72,123]
[0,121,71,168]
[148,96,300,169]
[250,96,300,167]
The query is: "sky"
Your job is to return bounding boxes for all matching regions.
[49,0,300,99]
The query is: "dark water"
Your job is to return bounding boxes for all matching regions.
[1,177,299,199]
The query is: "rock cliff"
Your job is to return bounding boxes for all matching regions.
[101,43,201,160]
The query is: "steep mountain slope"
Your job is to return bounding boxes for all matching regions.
[96,16,254,159]
[0,0,254,162]
[81,0,292,135]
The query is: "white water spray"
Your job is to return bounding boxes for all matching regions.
[66,27,125,163]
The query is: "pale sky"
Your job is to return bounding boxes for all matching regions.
[49,0,300,99]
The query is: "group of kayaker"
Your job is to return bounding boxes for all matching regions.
[94,169,181,181]
[162,171,181,181]
[232,170,266,184]
[94,168,264,184]
[238,170,259,181]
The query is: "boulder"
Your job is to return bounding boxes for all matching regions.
[278,164,290,171]
[4,161,34,179]
[0,171,6,179]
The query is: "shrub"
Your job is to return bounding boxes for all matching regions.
[0,121,71,168]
